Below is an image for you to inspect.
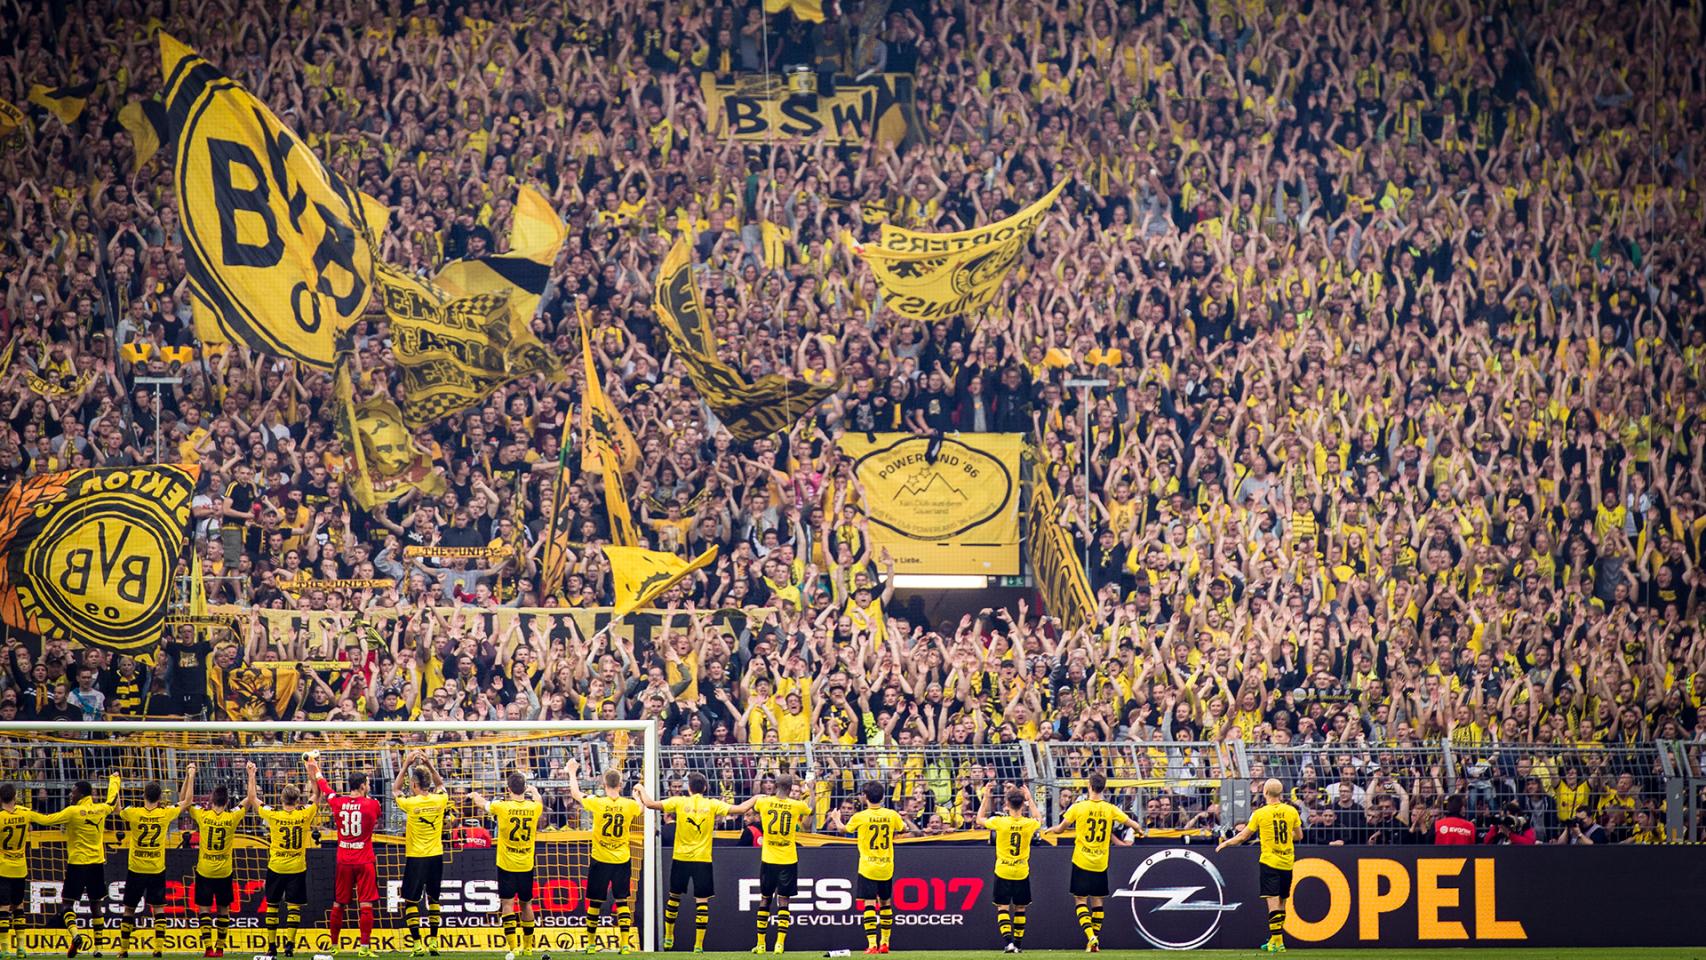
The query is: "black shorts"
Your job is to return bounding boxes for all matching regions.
[758,862,797,899]
[991,877,1032,906]
[402,857,445,903]
[0,876,24,907]
[1259,864,1293,900]
[669,860,714,897]
[193,873,233,909]
[497,868,536,904]
[855,876,893,901]
[122,870,166,908]
[585,860,631,905]
[1068,865,1109,898]
[62,863,106,905]
[265,869,309,907]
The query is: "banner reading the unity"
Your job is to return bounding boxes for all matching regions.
[847,179,1067,320]
[0,466,199,652]
[653,238,838,441]
[160,33,379,370]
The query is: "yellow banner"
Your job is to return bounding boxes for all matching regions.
[763,0,825,21]
[117,99,166,172]
[373,262,558,427]
[653,238,838,441]
[1027,477,1096,632]
[848,179,1067,320]
[401,545,509,559]
[579,316,639,476]
[160,33,377,370]
[28,81,93,125]
[336,367,447,508]
[700,72,916,146]
[836,433,1022,575]
[433,185,567,377]
[0,466,199,651]
[0,98,28,149]
[24,370,92,397]
[606,545,718,618]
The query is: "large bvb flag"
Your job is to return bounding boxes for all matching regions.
[0,466,200,652]
[159,33,378,370]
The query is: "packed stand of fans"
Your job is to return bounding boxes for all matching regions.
[1,0,1703,846]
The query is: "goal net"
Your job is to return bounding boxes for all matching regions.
[0,721,659,954]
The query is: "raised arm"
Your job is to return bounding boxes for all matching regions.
[244,761,260,811]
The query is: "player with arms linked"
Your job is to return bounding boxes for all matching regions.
[634,773,755,952]
[567,759,642,955]
[393,751,451,956]
[834,781,907,955]
[117,766,193,959]
[306,752,382,957]
[1217,778,1303,953]
[1045,772,1138,953]
[749,771,815,954]
[470,770,543,960]
[976,784,1041,954]
[245,761,317,960]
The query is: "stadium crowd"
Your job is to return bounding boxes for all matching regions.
[1,0,1703,846]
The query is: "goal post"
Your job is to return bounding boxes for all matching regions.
[0,720,660,954]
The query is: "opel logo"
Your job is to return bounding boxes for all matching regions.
[1113,848,1241,950]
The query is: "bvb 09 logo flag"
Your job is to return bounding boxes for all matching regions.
[0,466,199,652]
[161,32,377,371]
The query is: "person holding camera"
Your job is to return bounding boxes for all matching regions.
[1561,808,1609,845]
[1481,802,1536,845]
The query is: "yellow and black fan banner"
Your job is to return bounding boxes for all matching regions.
[373,262,558,428]
[0,465,200,652]
[653,238,838,441]
[0,99,29,149]
[579,314,639,476]
[335,367,447,509]
[28,80,95,125]
[160,32,378,370]
[434,185,565,342]
[606,545,719,619]
[1026,476,1096,633]
[847,179,1067,321]
[118,99,167,172]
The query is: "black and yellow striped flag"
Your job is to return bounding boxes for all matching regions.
[117,99,167,172]
[538,411,576,600]
[28,80,96,125]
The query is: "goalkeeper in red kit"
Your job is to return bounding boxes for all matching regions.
[305,755,382,957]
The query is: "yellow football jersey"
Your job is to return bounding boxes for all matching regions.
[397,792,451,858]
[985,814,1041,881]
[258,804,318,874]
[191,807,247,879]
[754,795,812,865]
[121,804,182,874]
[1061,799,1132,872]
[0,807,45,879]
[43,775,120,866]
[661,794,731,864]
[847,807,906,881]
[1248,801,1303,871]
[581,795,641,865]
[488,798,543,872]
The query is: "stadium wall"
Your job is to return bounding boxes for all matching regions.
[20,845,1705,951]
